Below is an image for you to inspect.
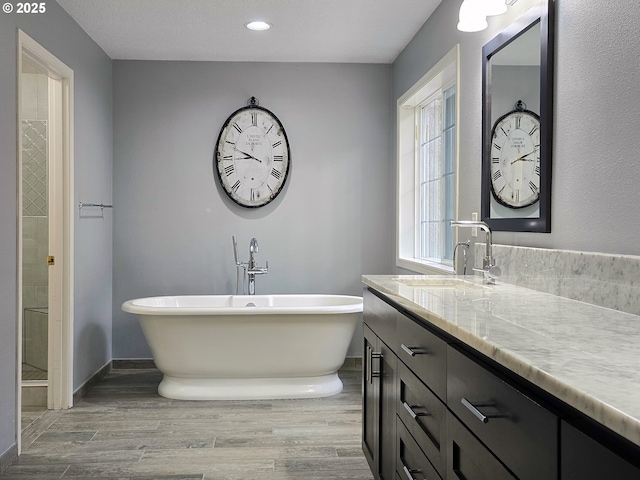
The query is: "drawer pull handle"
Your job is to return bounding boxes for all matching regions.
[401,343,428,356]
[461,397,490,424]
[403,401,429,419]
[402,464,421,480]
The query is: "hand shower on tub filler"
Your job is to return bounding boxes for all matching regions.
[232,235,269,295]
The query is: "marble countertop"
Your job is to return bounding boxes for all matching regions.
[362,274,640,448]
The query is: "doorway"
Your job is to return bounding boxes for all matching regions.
[17,30,74,452]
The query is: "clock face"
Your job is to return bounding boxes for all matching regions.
[215,105,290,208]
[490,109,541,208]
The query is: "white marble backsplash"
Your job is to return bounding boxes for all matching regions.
[474,244,640,316]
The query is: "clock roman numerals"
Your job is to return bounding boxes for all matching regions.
[233,122,242,134]
[271,168,282,180]
[272,140,282,148]
[224,165,234,176]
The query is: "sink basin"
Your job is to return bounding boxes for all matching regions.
[391,277,486,289]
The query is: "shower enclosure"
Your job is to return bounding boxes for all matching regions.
[21,56,49,384]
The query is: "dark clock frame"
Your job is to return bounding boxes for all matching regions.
[481,0,554,232]
[214,101,291,209]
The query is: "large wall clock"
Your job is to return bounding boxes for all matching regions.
[214,97,290,208]
[489,100,541,209]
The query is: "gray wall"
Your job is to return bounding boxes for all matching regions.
[393,0,640,262]
[0,2,112,459]
[112,61,393,359]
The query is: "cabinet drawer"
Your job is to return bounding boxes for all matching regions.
[446,411,516,480]
[397,362,446,478]
[364,289,397,347]
[561,421,640,479]
[397,419,443,480]
[447,346,557,480]
[396,313,447,400]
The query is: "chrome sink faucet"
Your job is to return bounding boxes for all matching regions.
[450,220,501,284]
[232,236,268,295]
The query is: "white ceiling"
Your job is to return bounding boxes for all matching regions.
[55,0,443,64]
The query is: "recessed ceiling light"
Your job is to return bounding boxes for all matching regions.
[245,21,271,31]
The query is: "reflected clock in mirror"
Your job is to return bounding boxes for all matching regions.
[490,100,540,208]
[481,0,554,232]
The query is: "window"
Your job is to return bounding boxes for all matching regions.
[397,46,459,274]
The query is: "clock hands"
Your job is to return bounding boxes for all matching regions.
[510,149,538,165]
[234,147,263,163]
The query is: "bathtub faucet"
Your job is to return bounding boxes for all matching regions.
[232,236,269,294]
[247,237,268,295]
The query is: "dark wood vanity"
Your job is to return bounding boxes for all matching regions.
[362,287,640,480]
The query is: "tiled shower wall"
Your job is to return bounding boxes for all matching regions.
[475,243,640,317]
[22,119,48,311]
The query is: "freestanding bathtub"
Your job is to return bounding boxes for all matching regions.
[121,294,362,400]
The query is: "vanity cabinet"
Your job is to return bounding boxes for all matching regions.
[363,286,640,480]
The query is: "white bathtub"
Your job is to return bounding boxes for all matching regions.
[121,294,362,400]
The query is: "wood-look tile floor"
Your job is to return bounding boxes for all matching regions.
[4,366,373,479]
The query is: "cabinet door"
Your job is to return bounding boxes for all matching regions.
[363,323,398,480]
[561,421,640,479]
[396,313,447,401]
[397,419,443,480]
[363,324,380,477]
[364,289,398,347]
[447,346,557,480]
[379,338,397,480]
[446,411,517,480]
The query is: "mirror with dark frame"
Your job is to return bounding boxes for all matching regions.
[481,0,554,232]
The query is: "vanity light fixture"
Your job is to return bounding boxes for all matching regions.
[484,0,508,16]
[457,0,514,32]
[457,0,488,32]
[245,20,272,31]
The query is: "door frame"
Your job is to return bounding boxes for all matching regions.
[16,29,74,452]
